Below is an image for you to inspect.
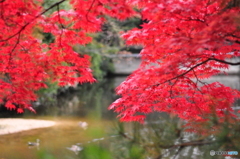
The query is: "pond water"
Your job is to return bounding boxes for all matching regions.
[0,75,240,159]
[0,77,121,159]
[0,117,114,159]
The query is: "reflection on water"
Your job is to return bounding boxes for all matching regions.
[0,117,113,159]
[0,75,240,159]
[0,77,121,159]
[28,77,119,119]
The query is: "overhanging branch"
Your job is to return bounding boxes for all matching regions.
[157,56,240,87]
[209,57,240,65]
[161,58,211,85]
[0,0,66,42]
[225,39,240,44]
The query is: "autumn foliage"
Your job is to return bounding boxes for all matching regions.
[0,0,240,122]
[109,0,240,123]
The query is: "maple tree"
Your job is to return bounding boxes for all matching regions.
[109,0,240,123]
[1,0,240,124]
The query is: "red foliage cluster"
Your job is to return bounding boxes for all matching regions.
[109,0,240,123]
[0,0,136,112]
[0,0,240,123]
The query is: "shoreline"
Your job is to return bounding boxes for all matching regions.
[0,118,56,135]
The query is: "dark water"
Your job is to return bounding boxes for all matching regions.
[0,76,240,159]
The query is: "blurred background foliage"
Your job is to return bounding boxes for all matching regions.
[41,0,142,80]
[31,0,142,106]
[42,0,72,15]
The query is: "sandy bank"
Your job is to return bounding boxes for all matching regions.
[0,118,55,135]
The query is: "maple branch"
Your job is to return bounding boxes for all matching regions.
[57,4,65,29]
[7,33,21,69]
[57,4,64,47]
[229,34,240,39]
[0,0,67,42]
[209,57,240,65]
[161,56,240,88]
[225,39,240,44]
[177,14,206,24]
[169,80,177,96]
[192,69,208,88]
[172,146,184,159]
[86,0,96,23]
[224,33,240,44]
[182,18,205,23]
[161,59,211,85]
